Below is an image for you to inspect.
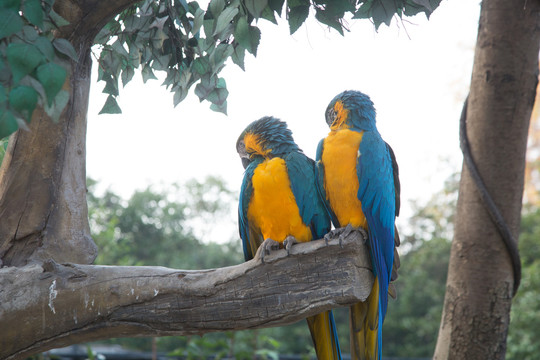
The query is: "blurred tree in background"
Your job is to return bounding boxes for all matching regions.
[87,175,241,268]
[506,206,540,360]
[83,164,540,358]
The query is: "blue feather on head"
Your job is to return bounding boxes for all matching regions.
[325,90,377,132]
[236,116,301,169]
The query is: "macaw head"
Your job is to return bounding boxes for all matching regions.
[325,90,377,132]
[236,116,300,169]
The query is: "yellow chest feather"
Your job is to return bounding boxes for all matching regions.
[247,157,312,243]
[322,129,367,228]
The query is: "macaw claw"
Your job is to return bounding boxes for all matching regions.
[324,224,368,247]
[283,236,298,255]
[259,238,280,264]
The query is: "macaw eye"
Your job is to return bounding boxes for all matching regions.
[326,107,337,126]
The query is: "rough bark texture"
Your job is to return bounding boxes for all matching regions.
[0,0,142,267]
[434,1,540,359]
[0,234,373,360]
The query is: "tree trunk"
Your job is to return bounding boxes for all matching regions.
[434,1,540,359]
[0,234,372,360]
[0,0,142,266]
[0,42,96,266]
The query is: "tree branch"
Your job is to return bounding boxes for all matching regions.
[0,231,372,360]
[54,0,144,43]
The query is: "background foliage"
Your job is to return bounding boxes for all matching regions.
[83,167,540,358]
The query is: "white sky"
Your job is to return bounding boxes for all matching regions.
[86,0,481,235]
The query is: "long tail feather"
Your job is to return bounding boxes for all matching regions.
[350,280,381,360]
[306,310,342,360]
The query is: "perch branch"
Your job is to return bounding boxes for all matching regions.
[0,230,372,360]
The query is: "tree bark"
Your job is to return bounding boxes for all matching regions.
[434,1,540,359]
[0,0,142,267]
[0,233,373,360]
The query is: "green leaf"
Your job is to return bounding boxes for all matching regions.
[43,89,69,122]
[207,86,228,106]
[0,64,9,84]
[98,95,122,114]
[325,0,356,16]
[0,110,19,139]
[179,68,192,87]
[111,39,129,59]
[20,75,46,103]
[100,48,122,77]
[52,38,78,61]
[372,0,395,29]
[23,0,44,28]
[234,18,260,55]
[244,0,268,19]
[0,0,21,11]
[210,43,233,73]
[405,0,440,17]
[123,14,148,33]
[213,6,238,37]
[150,54,170,71]
[127,42,142,68]
[149,15,168,31]
[194,74,217,101]
[141,65,157,83]
[9,85,38,122]
[353,1,372,19]
[0,85,6,104]
[231,44,246,71]
[287,5,309,34]
[121,66,135,87]
[209,0,225,18]
[410,0,432,12]
[21,25,39,42]
[102,76,119,96]
[314,8,343,35]
[173,86,188,106]
[94,22,114,44]
[260,5,277,24]
[34,36,56,60]
[191,7,204,35]
[6,43,44,84]
[268,0,285,14]
[203,19,215,41]
[210,101,227,114]
[192,57,210,75]
[48,9,70,27]
[36,62,67,106]
[0,9,23,40]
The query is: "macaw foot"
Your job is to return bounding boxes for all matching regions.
[283,235,298,255]
[259,238,281,264]
[324,224,368,247]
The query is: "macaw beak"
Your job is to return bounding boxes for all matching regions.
[241,157,250,169]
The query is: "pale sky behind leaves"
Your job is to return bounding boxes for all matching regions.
[86,0,481,241]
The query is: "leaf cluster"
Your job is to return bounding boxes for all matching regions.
[94,0,241,115]
[93,0,441,115]
[0,0,442,137]
[0,0,77,139]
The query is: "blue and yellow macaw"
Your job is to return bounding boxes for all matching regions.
[316,90,400,360]
[237,116,342,360]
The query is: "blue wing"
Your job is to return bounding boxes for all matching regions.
[285,151,331,240]
[238,159,263,261]
[315,139,341,229]
[356,131,396,320]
